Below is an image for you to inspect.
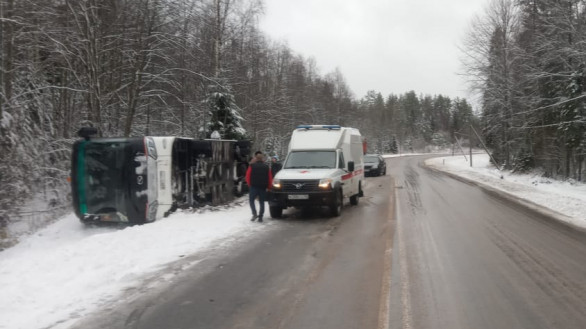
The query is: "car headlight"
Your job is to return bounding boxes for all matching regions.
[318,178,332,189]
[272,179,282,189]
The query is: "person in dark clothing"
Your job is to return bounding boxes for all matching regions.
[245,151,273,222]
[270,155,282,178]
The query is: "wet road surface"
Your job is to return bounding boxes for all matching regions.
[73,170,396,329]
[72,155,586,329]
[387,155,586,329]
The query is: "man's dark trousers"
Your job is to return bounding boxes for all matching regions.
[249,186,267,217]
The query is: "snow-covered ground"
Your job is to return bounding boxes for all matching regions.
[0,201,275,329]
[425,153,586,230]
[383,153,426,158]
[2,153,584,329]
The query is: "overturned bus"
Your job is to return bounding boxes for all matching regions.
[70,130,251,224]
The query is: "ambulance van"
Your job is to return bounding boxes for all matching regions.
[269,125,365,218]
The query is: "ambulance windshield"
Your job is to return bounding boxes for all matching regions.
[284,151,336,169]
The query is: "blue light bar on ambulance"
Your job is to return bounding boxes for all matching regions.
[296,125,341,130]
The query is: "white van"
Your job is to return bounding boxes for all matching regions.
[269,125,365,218]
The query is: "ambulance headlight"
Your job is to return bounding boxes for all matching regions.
[318,178,332,189]
[272,179,282,190]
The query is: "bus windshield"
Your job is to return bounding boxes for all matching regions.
[76,139,149,222]
[82,141,131,218]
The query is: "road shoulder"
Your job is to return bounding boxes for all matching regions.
[423,159,586,233]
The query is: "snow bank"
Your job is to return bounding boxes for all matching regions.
[0,202,270,329]
[382,153,426,158]
[425,153,586,230]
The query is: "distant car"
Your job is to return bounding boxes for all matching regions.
[364,154,386,177]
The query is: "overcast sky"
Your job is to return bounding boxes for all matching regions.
[259,0,488,103]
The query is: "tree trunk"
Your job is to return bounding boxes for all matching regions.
[566,145,572,179]
[1,0,15,127]
[214,0,221,77]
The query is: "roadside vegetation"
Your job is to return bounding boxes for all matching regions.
[462,0,586,178]
[0,0,477,235]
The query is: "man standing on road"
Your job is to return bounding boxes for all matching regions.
[246,151,272,222]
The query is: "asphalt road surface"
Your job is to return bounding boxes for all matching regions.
[73,155,586,329]
[387,155,586,329]
[73,166,396,329]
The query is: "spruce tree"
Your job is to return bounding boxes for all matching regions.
[205,83,247,140]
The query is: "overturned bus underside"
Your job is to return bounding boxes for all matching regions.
[71,137,250,224]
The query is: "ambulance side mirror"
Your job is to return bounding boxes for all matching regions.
[347,161,355,172]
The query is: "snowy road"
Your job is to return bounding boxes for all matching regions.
[0,203,274,329]
[70,173,396,329]
[70,155,586,329]
[388,155,586,329]
[3,155,586,329]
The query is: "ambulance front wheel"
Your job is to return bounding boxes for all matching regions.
[329,189,343,217]
[270,206,283,218]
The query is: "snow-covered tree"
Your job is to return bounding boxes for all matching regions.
[462,0,586,178]
[205,84,247,140]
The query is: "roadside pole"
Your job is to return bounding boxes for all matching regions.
[470,125,473,167]
[454,135,468,162]
[470,125,501,171]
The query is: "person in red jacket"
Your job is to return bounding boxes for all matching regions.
[245,151,273,222]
